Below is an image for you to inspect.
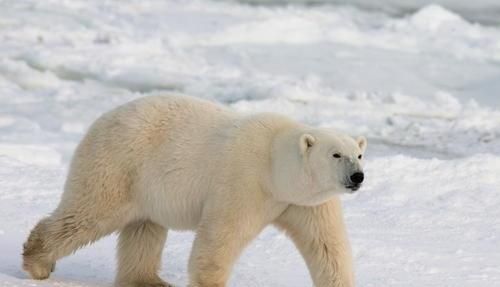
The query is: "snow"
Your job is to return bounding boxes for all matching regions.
[231,0,500,26]
[0,0,499,286]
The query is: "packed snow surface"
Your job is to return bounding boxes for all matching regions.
[0,0,499,286]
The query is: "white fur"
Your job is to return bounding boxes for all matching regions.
[23,95,366,287]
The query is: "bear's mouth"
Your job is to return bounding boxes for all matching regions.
[345,183,361,193]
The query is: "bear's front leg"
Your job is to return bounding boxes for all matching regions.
[275,197,355,287]
[187,194,278,287]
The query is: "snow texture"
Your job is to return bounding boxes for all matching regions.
[0,0,499,286]
[230,0,500,26]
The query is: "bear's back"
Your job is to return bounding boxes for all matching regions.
[92,95,235,159]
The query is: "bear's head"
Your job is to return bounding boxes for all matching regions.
[271,128,367,206]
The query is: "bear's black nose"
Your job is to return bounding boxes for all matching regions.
[350,172,364,184]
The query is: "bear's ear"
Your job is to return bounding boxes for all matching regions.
[357,136,367,152]
[300,133,316,154]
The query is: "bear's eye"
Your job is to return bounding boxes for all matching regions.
[358,154,362,159]
[333,153,341,158]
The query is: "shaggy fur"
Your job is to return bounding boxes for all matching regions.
[23,95,366,287]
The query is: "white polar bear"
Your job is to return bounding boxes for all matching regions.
[23,95,367,287]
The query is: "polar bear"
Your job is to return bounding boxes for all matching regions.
[23,95,366,287]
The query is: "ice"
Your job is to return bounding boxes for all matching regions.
[0,0,499,286]
[231,0,500,26]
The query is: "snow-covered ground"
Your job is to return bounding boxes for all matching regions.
[0,0,499,286]
[230,0,500,26]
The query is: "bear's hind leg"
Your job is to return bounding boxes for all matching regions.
[22,217,56,279]
[23,203,134,280]
[115,220,172,287]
